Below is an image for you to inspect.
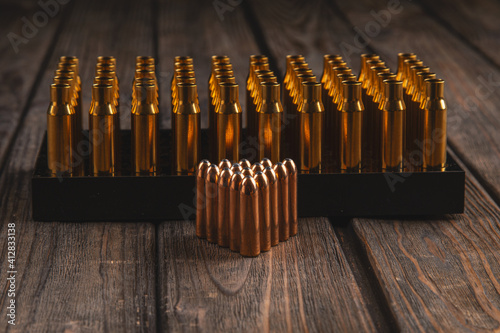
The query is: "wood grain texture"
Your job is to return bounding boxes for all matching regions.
[334,0,500,202]
[0,0,157,331]
[157,0,261,128]
[158,218,376,332]
[420,0,500,68]
[0,1,64,167]
[353,154,500,332]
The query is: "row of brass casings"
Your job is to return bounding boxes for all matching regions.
[196,158,298,257]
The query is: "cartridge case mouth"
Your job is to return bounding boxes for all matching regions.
[250,55,269,64]
[425,78,445,98]
[219,83,239,105]
[383,79,404,100]
[92,83,114,103]
[174,55,193,64]
[301,81,322,103]
[97,56,116,65]
[341,81,362,103]
[134,82,157,104]
[136,56,155,65]
[50,83,72,103]
[212,55,230,63]
[260,82,280,104]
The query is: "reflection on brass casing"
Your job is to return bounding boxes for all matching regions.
[229,171,245,252]
[283,158,298,237]
[254,172,271,252]
[261,158,272,169]
[217,167,233,247]
[239,159,251,169]
[242,167,254,178]
[257,82,283,162]
[218,159,232,170]
[205,164,220,243]
[89,84,120,176]
[263,166,279,246]
[239,176,260,257]
[273,162,289,241]
[216,83,242,162]
[338,81,364,173]
[299,82,324,173]
[47,83,76,177]
[132,83,159,175]
[422,79,447,171]
[196,160,211,238]
[396,53,416,81]
[231,163,243,174]
[173,83,201,175]
[380,80,405,172]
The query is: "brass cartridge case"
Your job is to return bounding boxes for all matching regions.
[246,61,270,139]
[338,81,364,173]
[217,167,233,247]
[96,56,116,65]
[172,83,201,175]
[239,159,251,169]
[422,79,447,171]
[171,69,195,109]
[284,55,305,89]
[321,54,343,100]
[205,164,220,243]
[251,162,264,173]
[231,163,243,173]
[242,167,254,178]
[359,54,380,84]
[406,66,430,158]
[136,56,155,66]
[135,69,156,81]
[89,84,120,176]
[261,158,272,169]
[263,166,279,246]
[380,80,405,172]
[407,66,430,98]
[333,74,357,105]
[273,162,289,241]
[210,69,234,157]
[47,83,77,177]
[219,159,232,170]
[196,160,211,239]
[240,176,260,257]
[257,82,283,162]
[299,82,324,173]
[283,158,297,236]
[330,67,352,108]
[131,82,159,175]
[229,171,245,252]
[96,63,116,73]
[215,83,242,162]
[402,59,423,89]
[396,53,416,81]
[175,55,193,65]
[254,171,271,252]
[55,67,82,139]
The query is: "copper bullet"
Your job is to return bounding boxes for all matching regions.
[263,166,279,246]
[239,159,251,169]
[254,171,271,251]
[338,81,364,173]
[229,171,245,252]
[205,164,219,243]
[219,159,232,170]
[47,83,77,177]
[216,83,242,162]
[89,83,120,176]
[242,167,254,177]
[273,162,289,241]
[299,82,324,173]
[218,167,233,247]
[422,79,447,171]
[283,158,298,236]
[172,83,201,175]
[380,80,405,172]
[131,82,159,175]
[231,163,243,174]
[261,158,273,169]
[239,176,260,257]
[396,53,416,82]
[196,160,211,238]
[252,162,265,173]
[257,82,283,163]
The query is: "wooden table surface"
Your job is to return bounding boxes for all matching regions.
[1,0,499,332]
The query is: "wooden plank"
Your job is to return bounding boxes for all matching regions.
[0,1,65,168]
[0,0,157,331]
[353,151,500,332]
[158,219,377,332]
[420,0,500,68]
[156,2,378,331]
[334,0,500,202]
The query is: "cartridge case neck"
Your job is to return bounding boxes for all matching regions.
[340,82,363,112]
[92,84,114,104]
[382,80,405,112]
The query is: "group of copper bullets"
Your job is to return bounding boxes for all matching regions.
[47,55,160,176]
[196,158,297,257]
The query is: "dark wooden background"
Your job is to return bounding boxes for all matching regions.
[1,0,499,331]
